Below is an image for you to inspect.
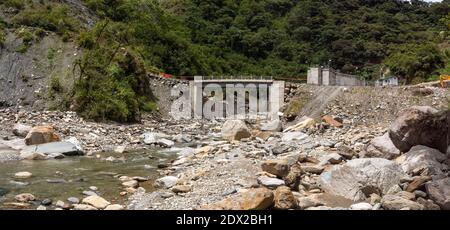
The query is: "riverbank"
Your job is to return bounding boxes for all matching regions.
[0,84,449,210]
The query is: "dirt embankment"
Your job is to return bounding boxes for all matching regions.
[284,84,450,128]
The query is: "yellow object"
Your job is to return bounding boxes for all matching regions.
[440,75,450,87]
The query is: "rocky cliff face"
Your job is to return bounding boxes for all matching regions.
[0,0,96,110]
[0,32,80,109]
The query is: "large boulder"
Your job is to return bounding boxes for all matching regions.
[381,195,424,210]
[425,178,450,210]
[362,133,401,160]
[319,158,406,201]
[397,145,448,176]
[221,120,251,141]
[21,141,85,157]
[12,123,32,138]
[261,120,282,132]
[389,106,449,153]
[142,132,174,147]
[25,126,60,146]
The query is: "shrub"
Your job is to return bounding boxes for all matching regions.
[142,101,158,112]
[74,22,156,122]
[12,4,79,35]
[2,0,25,9]
[0,30,5,48]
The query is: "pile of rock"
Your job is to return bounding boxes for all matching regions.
[6,191,125,210]
[3,124,85,160]
[182,105,449,211]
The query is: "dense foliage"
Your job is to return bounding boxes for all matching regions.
[1,0,449,121]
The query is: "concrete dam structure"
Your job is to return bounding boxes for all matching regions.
[307,67,365,86]
[189,77,285,120]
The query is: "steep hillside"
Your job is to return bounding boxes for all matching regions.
[0,0,448,122]
[0,0,95,109]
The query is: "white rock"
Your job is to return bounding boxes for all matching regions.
[281,132,308,142]
[72,204,98,210]
[320,158,407,201]
[257,176,285,188]
[261,120,282,132]
[82,195,110,209]
[13,123,32,138]
[154,176,178,189]
[221,120,251,141]
[14,172,32,179]
[104,204,124,210]
[350,202,373,210]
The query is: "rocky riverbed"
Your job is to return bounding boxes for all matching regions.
[0,84,449,210]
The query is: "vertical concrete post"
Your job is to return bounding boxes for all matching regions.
[191,76,203,119]
[269,81,285,120]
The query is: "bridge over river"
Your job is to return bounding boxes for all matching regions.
[189,76,285,120]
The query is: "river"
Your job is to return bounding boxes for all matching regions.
[0,149,178,209]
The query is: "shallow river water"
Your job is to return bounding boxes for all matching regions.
[0,149,178,209]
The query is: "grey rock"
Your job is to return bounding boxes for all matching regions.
[381,195,424,210]
[363,133,401,160]
[160,191,175,199]
[319,158,407,201]
[302,165,324,174]
[0,187,9,197]
[82,191,98,196]
[9,180,29,186]
[154,176,178,189]
[178,147,195,157]
[281,132,308,142]
[298,196,324,210]
[47,153,65,159]
[400,145,448,176]
[143,132,169,145]
[389,106,449,153]
[19,151,47,160]
[425,178,450,210]
[41,199,53,206]
[261,120,282,132]
[319,139,335,148]
[257,176,285,188]
[319,153,343,165]
[21,141,84,157]
[221,120,251,141]
[12,123,31,138]
[157,139,175,148]
[271,145,289,155]
[417,198,441,210]
[68,197,80,204]
[414,190,427,199]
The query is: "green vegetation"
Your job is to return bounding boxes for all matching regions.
[0,28,5,48]
[283,95,310,121]
[1,0,25,10]
[1,0,449,122]
[384,43,444,84]
[12,3,79,35]
[0,16,6,47]
[74,20,157,122]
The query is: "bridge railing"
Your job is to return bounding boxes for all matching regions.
[199,76,273,80]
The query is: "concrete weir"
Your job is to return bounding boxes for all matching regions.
[189,77,285,120]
